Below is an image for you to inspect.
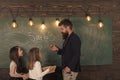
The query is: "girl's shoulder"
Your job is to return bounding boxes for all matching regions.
[35,61,40,64]
[10,61,16,65]
[34,61,41,65]
[10,61,16,67]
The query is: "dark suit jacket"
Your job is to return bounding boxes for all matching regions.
[57,32,81,72]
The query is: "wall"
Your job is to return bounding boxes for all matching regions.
[0,0,120,80]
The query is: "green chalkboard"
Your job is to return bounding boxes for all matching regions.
[0,17,112,68]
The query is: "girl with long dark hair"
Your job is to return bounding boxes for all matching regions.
[9,46,28,80]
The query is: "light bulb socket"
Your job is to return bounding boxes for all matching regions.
[42,21,45,24]
[12,19,16,22]
[98,19,102,23]
[29,18,33,21]
[56,18,59,21]
[85,13,90,17]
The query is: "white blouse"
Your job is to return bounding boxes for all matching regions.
[29,61,49,80]
[9,60,24,78]
[9,61,18,75]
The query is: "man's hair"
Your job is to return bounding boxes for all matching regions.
[58,19,73,29]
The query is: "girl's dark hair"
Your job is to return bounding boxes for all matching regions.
[58,19,73,29]
[27,47,41,70]
[9,46,23,73]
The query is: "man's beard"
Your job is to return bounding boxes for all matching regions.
[62,32,69,40]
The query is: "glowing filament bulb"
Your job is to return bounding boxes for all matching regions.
[98,20,104,28]
[86,15,91,21]
[28,18,34,26]
[41,22,46,30]
[55,18,60,26]
[11,19,17,28]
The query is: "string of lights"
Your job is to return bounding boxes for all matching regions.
[0,5,105,29]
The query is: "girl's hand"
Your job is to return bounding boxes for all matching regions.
[22,74,28,80]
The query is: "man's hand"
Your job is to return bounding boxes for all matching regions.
[49,44,59,51]
[64,66,71,73]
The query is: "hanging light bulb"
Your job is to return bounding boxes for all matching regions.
[86,14,91,21]
[98,20,104,28]
[28,18,34,26]
[40,21,46,30]
[97,7,103,28]
[55,18,60,26]
[11,19,17,28]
